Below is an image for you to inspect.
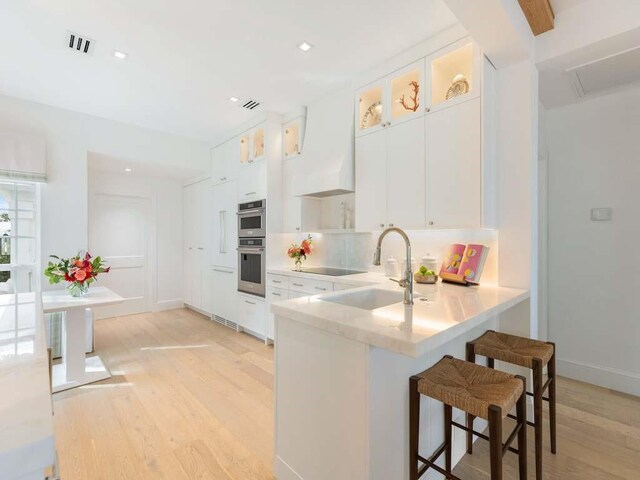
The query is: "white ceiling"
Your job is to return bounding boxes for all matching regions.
[0,0,458,143]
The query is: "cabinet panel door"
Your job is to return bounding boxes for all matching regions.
[238,162,267,202]
[355,80,386,137]
[182,183,197,305]
[238,294,266,336]
[386,117,426,229]
[212,267,238,322]
[426,97,481,228]
[211,180,238,268]
[201,266,212,315]
[355,130,387,231]
[388,59,425,127]
[225,137,240,181]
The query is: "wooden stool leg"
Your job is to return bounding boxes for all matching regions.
[533,359,544,480]
[466,414,476,454]
[465,342,476,454]
[444,404,452,473]
[548,343,557,454]
[489,405,503,480]
[516,376,528,480]
[409,376,420,480]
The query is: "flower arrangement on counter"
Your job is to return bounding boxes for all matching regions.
[287,235,313,271]
[44,251,110,297]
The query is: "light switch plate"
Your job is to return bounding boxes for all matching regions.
[591,207,612,221]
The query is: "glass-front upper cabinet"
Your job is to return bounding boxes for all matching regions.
[283,117,306,158]
[355,59,424,136]
[252,127,265,161]
[240,133,250,164]
[356,83,384,135]
[426,40,480,113]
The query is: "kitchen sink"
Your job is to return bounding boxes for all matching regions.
[320,288,408,310]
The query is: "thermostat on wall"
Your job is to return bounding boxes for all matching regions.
[591,207,612,221]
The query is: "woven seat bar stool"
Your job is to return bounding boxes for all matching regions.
[467,330,556,480]
[410,355,527,480]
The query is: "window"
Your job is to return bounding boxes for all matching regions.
[0,181,39,294]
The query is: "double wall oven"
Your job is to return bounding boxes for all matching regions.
[237,199,266,297]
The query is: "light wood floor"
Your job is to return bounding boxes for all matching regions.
[53,308,640,479]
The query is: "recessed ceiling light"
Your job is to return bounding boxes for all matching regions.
[113,51,127,59]
[124,167,132,172]
[297,41,314,52]
[229,96,239,103]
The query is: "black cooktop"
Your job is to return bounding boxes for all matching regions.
[296,267,365,277]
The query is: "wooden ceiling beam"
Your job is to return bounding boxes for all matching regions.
[518,0,555,36]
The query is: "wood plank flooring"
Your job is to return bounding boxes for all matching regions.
[53,308,640,479]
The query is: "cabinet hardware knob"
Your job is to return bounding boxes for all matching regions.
[389,223,394,227]
[314,287,326,291]
[292,283,303,287]
[245,300,256,305]
[272,280,281,283]
[296,227,300,231]
[245,191,256,196]
[425,107,431,113]
[272,293,281,296]
[380,223,385,228]
[428,221,434,226]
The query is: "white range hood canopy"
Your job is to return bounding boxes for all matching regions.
[291,86,354,198]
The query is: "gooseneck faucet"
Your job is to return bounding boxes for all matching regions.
[373,227,413,305]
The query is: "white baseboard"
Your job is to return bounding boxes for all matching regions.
[154,299,184,311]
[557,357,640,397]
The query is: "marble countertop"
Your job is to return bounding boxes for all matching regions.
[0,292,56,476]
[42,285,124,313]
[271,277,529,357]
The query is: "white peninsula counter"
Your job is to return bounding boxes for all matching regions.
[271,279,529,480]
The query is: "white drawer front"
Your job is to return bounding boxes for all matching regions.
[238,294,266,336]
[288,277,333,295]
[267,274,289,289]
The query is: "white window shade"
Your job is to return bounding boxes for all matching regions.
[0,133,46,182]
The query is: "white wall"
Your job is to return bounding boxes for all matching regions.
[546,86,640,396]
[88,169,184,311]
[0,94,210,286]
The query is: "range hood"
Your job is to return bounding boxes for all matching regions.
[291,86,354,198]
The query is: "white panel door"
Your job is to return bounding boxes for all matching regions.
[89,193,151,318]
[386,116,426,229]
[183,183,196,306]
[355,130,387,231]
[238,162,267,202]
[426,97,481,228]
[211,180,238,269]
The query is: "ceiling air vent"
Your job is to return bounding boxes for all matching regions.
[241,99,261,110]
[67,31,93,54]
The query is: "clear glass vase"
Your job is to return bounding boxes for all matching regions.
[294,258,303,271]
[67,282,89,297]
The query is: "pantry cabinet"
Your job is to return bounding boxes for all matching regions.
[238,161,267,202]
[355,116,426,231]
[183,179,212,314]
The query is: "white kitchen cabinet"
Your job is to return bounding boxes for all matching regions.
[211,180,238,268]
[239,125,267,165]
[355,128,387,231]
[426,97,481,228]
[211,138,240,185]
[266,287,288,340]
[238,161,267,202]
[386,116,425,228]
[356,59,425,138]
[283,116,305,159]
[211,267,238,324]
[355,116,425,231]
[238,293,266,336]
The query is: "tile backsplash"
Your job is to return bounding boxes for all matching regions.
[268,228,499,285]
